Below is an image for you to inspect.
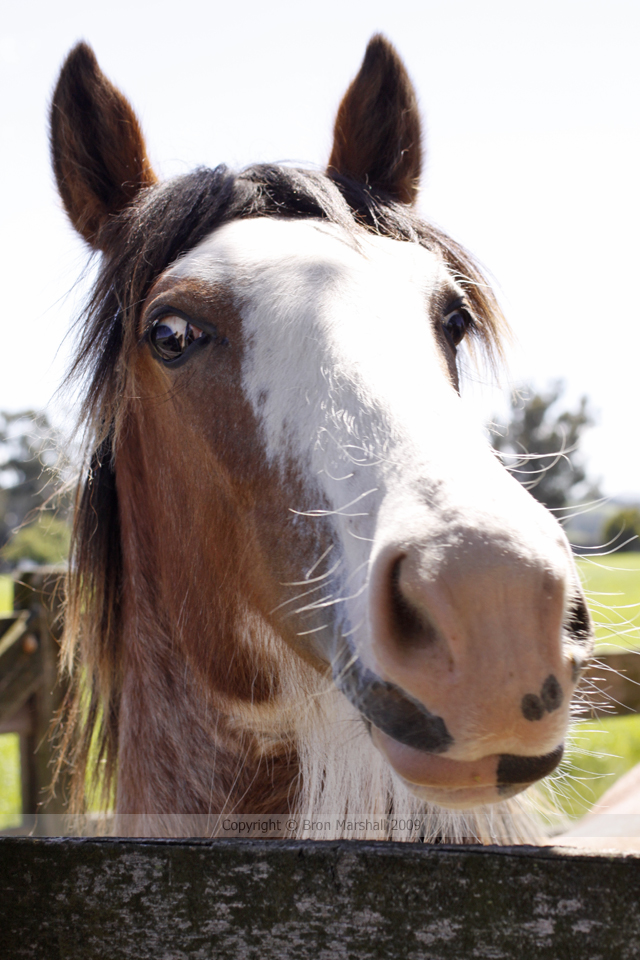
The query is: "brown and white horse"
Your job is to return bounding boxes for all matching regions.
[51,36,593,841]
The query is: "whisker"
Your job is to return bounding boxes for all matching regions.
[342,618,365,638]
[573,535,639,556]
[289,487,378,518]
[547,496,611,516]
[343,558,371,588]
[293,579,369,615]
[270,581,330,614]
[282,559,342,587]
[331,651,359,686]
[580,557,640,573]
[304,545,334,581]
[347,529,375,543]
[317,467,355,482]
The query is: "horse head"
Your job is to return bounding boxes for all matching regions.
[51,37,593,834]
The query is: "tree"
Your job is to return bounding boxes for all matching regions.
[492,383,598,511]
[0,410,71,568]
[602,508,640,552]
[1,515,71,566]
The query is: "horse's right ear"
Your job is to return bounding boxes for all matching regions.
[50,43,157,251]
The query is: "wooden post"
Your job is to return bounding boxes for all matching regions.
[2,568,68,833]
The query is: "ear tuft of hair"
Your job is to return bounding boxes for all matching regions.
[50,42,157,251]
[327,34,422,206]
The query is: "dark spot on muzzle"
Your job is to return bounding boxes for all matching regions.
[497,743,564,792]
[541,674,563,712]
[522,674,563,721]
[521,693,545,722]
[334,647,453,754]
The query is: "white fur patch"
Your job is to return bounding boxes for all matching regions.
[169,215,572,577]
[168,217,580,774]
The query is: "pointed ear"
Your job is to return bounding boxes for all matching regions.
[50,43,157,251]
[327,35,422,206]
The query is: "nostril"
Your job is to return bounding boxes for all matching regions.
[566,595,594,648]
[389,557,439,650]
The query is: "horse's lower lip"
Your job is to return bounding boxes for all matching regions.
[371,727,500,787]
[371,726,560,790]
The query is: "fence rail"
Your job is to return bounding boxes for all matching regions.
[1,837,640,959]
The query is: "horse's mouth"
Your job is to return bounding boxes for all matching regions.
[334,645,564,807]
[371,725,564,808]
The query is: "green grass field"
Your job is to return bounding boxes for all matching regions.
[538,713,640,823]
[576,553,640,651]
[0,734,21,830]
[0,576,12,614]
[0,577,19,829]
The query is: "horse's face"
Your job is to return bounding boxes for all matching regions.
[130,215,589,809]
[51,36,593,813]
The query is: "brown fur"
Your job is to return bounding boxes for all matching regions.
[62,283,328,817]
[328,34,422,205]
[50,42,156,251]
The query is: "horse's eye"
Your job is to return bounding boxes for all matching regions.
[442,308,470,347]
[149,315,205,362]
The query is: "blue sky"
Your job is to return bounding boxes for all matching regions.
[2,0,639,495]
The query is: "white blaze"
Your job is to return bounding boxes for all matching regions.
[168,217,575,681]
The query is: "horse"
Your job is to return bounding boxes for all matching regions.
[50,35,594,842]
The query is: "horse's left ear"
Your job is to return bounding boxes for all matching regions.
[50,43,157,251]
[327,35,422,206]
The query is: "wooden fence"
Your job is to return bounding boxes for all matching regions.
[2,837,640,959]
[0,568,69,833]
